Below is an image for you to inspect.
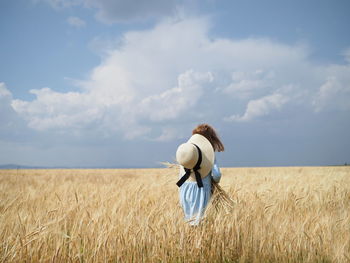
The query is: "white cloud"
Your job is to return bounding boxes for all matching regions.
[10,17,350,140]
[0,83,28,135]
[224,93,289,122]
[67,16,86,28]
[312,66,350,112]
[224,70,275,99]
[0,82,12,98]
[153,127,180,142]
[138,70,213,122]
[342,47,350,64]
[11,18,216,139]
[11,88,100,131]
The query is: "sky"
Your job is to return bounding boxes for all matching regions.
[0,0,350,168]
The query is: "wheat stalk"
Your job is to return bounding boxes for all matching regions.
[159,161,179,169]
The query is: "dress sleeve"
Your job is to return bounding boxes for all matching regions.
[211,158,222,183]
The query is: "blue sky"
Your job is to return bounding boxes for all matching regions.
[1,0,349,167]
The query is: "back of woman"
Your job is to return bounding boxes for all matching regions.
[176,124,224,225]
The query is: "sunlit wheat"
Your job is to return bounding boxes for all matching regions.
[0,167,349,262]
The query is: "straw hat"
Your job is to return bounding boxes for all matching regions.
[176,134,215,179]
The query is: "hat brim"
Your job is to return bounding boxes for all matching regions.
[179,134,215,179]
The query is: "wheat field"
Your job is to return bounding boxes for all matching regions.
[0,166,349,262]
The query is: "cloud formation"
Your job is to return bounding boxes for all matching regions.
[224,70,275,99]
[225,92,289,122]
[67,16,86,28]
[312,64,350,112]
[0,83,16,127]
[0,83,28,138]
[0,83,13,126]
[9,17,350,141]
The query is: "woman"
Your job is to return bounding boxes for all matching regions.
[176,124,224,225]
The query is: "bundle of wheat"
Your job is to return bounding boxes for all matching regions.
[206,181,235,215]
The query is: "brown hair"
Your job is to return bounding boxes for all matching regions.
[192,124,225,152]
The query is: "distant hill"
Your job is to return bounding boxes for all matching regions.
[0,164,45,169]
[1,163,349,170]
[0,164,160,169]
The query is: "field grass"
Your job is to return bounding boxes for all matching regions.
[0,166,349,262]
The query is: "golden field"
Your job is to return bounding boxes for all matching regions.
[0,166,349,262]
